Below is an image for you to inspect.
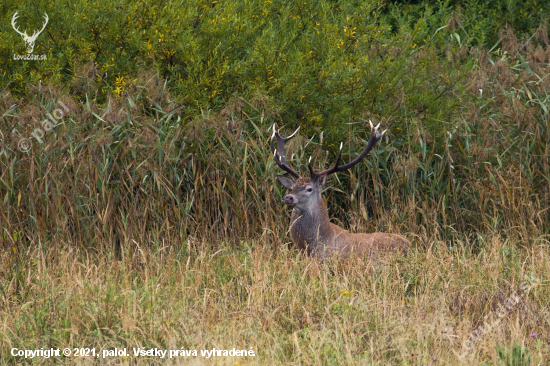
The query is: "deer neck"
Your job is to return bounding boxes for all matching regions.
[289,197,333,255]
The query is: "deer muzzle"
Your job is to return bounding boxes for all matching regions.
[284,195,296,205]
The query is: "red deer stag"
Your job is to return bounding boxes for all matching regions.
[272,122,410,259]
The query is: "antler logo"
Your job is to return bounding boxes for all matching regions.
[11,11,49,54]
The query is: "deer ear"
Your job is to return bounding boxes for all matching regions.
[276,175,295,189]
[314,173,327,187]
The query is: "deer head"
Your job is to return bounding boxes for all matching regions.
[272,121,386,210]
[12,11,49,54]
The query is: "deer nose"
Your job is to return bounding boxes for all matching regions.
[284,195,295,205]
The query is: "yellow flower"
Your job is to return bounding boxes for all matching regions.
[113,76,126,97]
[340,289,354,297]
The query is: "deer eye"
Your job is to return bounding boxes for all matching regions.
[307,188,313,192]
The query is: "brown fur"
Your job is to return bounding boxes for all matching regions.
[280,176,410,259]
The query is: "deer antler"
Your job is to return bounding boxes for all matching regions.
[11,12,27,37]
[30,13,49,40]
[271,123,301,179]
[311,120,386,177]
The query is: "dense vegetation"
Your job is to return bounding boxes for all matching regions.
[0,0,549,364]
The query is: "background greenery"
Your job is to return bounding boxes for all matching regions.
[1,0,549,137]
[0,0,549,364]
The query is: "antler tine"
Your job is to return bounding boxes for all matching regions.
[270,123,301,179]
[308,163,315,176]
[35,13,49,36]
[314,121,384,177]
[11,12,27,37]
[331,141,344,170]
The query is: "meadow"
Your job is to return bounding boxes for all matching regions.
[1,0,550,364]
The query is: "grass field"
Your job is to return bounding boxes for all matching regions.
[2,0,550,364]
[1,235,548,365]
